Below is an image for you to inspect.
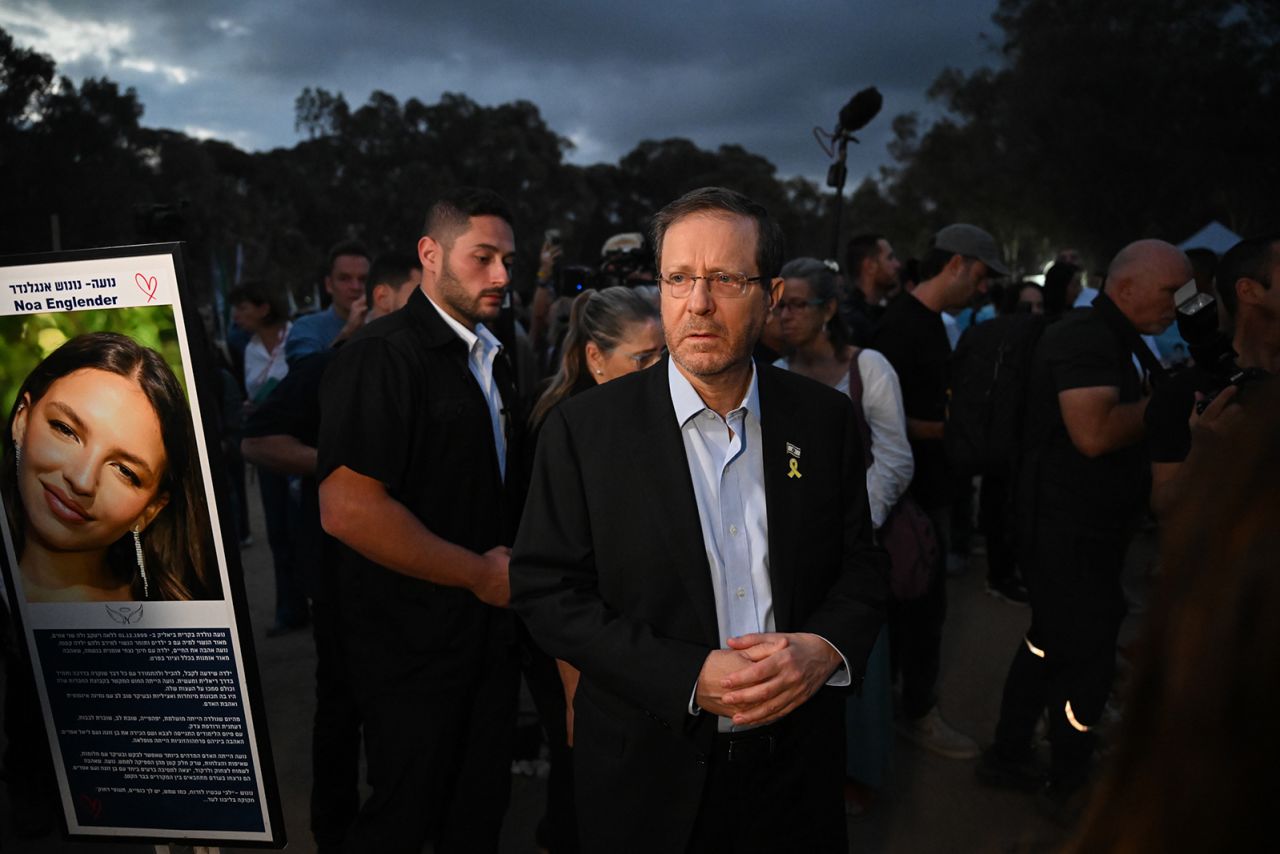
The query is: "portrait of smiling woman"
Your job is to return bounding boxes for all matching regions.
[2,331,221,603]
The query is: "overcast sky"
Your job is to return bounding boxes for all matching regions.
[2,0,1002,185]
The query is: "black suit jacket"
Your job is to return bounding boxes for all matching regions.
[510,358,888,853]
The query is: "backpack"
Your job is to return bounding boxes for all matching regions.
[847,349,936,600]
[945,313,1048,477]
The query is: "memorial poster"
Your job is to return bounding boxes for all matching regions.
[0,244,284,847]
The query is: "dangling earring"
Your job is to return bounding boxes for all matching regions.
[133,527,151,600]
[14,403,25,467]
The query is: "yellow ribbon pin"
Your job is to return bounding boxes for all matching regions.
[787,458,802,479]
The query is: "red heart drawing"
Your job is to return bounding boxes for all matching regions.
[135,273,159,302]
[79,792,103,819]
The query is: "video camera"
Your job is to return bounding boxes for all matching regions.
[556,264,598,296]
[551,232,656,294]
[1173,280,1268,410]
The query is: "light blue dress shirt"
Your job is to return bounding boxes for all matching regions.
[428,296,507,481]
[669,358,773,643]
[668,360,849,729]
[285,305,344,364]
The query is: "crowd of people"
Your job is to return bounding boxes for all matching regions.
[4,182,1277,853]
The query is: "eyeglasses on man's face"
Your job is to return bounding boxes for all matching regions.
[657,272,764,299]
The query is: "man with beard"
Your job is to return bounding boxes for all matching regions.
[317,188,522,853]
[841,232,902,345]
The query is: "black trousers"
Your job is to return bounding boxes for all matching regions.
[310,596,361,851]
[257,469,308,627]
[978,471,1019,586]
[888,503,948,720]
[516,621,579,853]
[991,520,1128,785]
[685,697,846,854]
[342,614,520,854]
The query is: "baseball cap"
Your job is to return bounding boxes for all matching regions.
[933,224,1010,277]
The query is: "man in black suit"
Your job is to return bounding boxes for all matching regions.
[511,187,889,854]
[317,188,521,853]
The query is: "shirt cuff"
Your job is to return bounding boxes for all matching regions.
[814,634,852,687]
[688,678,701,716]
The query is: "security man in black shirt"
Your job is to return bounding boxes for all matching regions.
[979,239,1191,814]
[317,189,523,853]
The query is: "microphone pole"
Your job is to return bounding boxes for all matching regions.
[825,87,882,262]
[827,136,850,263]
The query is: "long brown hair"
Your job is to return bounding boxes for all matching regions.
[3,332,221,600]
[529,287,659,428]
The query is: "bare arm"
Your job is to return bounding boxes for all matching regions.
[1150,461,1183,519]
[241,435,317,478]
[556,659,581,746]
[1059,386,1148,458]
[906,417,945,441]
[319,465,510,606]
[330,295,368,348]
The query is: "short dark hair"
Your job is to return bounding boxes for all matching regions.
[780,257,851,352]
[844,233,885,279]
[327,240,371,275]
[228,279,285,324]
[365,252,421,306]
[422,187,515,244]
[650,186,786,281]
[1216,235,1279,320]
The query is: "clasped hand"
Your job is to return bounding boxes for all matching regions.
[695,632,841,727]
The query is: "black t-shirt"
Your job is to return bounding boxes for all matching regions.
[870,292,952,509]
[1144,366,1217,463]
[1021,296,1150,533]
[840,288,883,348]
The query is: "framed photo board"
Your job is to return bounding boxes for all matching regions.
[0,244,284,847]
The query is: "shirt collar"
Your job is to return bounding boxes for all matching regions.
[425,293,501,355]
[668,357,759,427]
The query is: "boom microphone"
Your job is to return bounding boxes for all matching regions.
[836,87,883,138]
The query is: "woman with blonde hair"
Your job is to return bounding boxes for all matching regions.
[529,285,663,428]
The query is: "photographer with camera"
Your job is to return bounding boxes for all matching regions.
[1146,234,1280,517]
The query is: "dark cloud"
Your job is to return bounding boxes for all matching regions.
[3,0,1001,181]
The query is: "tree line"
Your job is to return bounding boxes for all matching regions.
[3,0,1275,315]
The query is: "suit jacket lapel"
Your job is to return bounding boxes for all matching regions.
[634,361,720,647]
[758,366,797,633]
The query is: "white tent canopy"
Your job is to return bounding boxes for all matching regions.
[1178,220,1241,254]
